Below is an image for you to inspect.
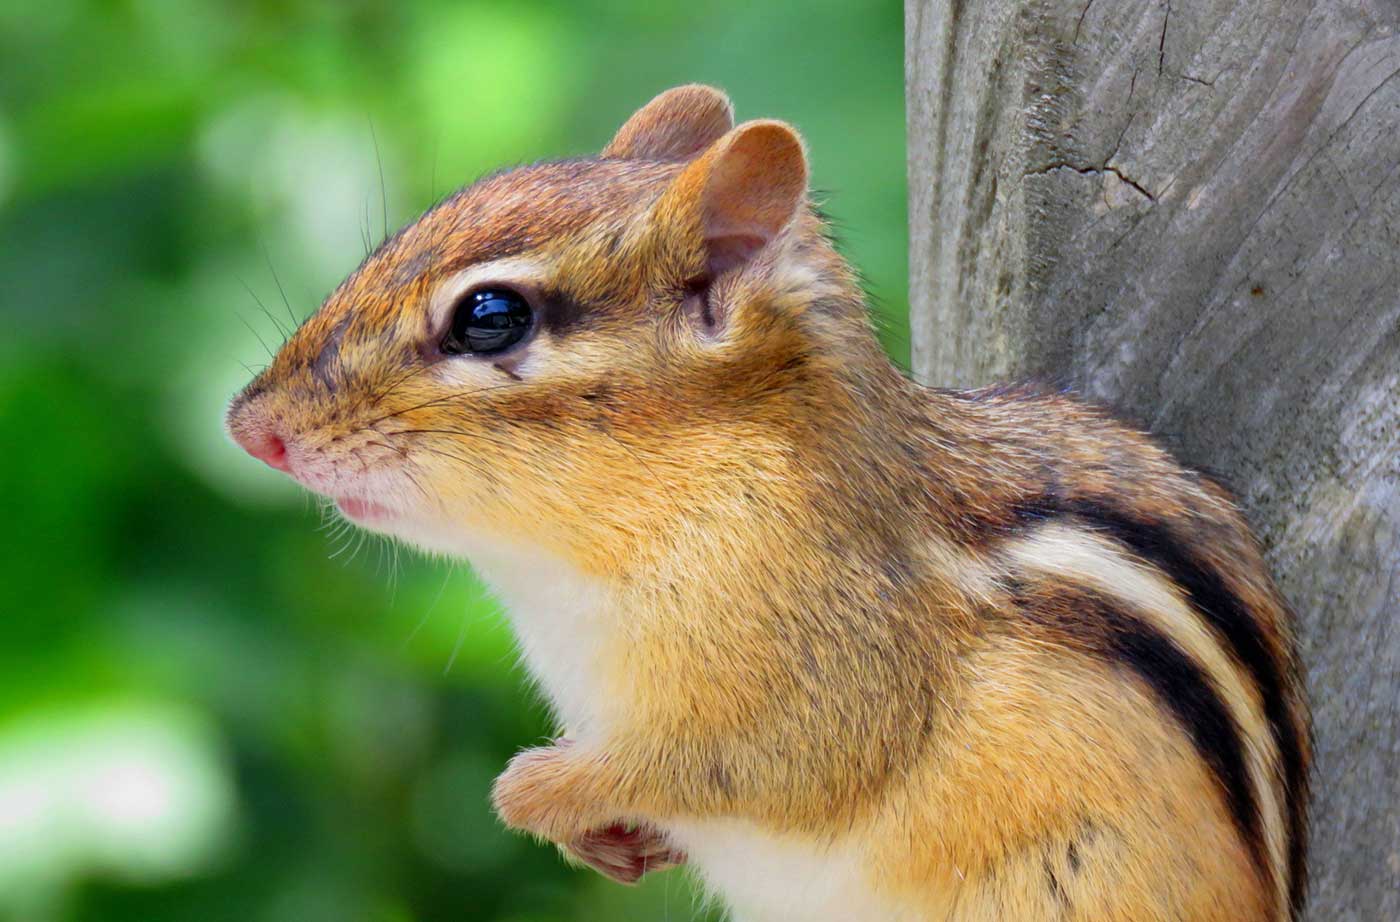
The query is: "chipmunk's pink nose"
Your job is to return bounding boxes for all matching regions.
[240,432,291,472]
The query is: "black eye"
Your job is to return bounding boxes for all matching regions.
[441,288,533,356]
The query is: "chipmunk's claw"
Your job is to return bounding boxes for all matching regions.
[563,822,686,884]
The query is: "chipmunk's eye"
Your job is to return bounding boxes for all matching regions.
[441,288,533,356]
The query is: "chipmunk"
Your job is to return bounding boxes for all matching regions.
[226,85,1311,921]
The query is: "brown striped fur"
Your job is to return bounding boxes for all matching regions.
[226,85,1310,920]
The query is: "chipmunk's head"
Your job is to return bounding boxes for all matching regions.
[226,84,878,569]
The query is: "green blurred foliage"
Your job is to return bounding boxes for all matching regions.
[0,1,907,919]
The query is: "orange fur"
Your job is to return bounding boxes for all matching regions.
[226,85,1310,921]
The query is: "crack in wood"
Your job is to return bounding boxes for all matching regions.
[1025,162,1157,201]
[1073,0,1096,45]
[1157,0,1171,76]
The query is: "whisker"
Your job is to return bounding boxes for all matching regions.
[402,565,455,651]
[326,529,354,560]
[361,438,404,458]
[444,608,471,677]
[443,580,489,677]
[389,540,403,599]
[262,243,301,331]
[383,427,519,453]
[401,444,496,477]
[370,118,389,243]
[398,465,436,503]
[597,425,666,494]
[363,363,426,410]
[238,278,290,344]
[343,528,369,565]
[352,421,515,462]
[362,195,372,257]
[362,380,532,427]
[237,313,276,361]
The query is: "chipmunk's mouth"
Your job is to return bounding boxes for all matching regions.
[336,496,396,524]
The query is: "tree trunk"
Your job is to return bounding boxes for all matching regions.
[904,0,1399,917]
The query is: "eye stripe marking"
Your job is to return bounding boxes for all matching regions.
[427,256,552,339]
[310,315,351,390]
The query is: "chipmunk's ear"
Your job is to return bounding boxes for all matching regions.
[659,119,809,277]
[603,84,734,161]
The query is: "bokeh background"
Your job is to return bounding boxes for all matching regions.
[0,2,907,920]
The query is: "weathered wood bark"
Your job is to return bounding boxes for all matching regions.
[905,0,1399,917]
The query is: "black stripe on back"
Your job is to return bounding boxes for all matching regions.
[1010,580,1267,888]
[1016,494,1306,914]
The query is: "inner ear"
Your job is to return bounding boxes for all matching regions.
[697,120,809,276]
[680,274,723,338]
[656,119,809,339]
[705,235,769,277]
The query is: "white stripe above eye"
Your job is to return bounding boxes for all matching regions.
[428,256,553,335]
[1004,521,1287,912]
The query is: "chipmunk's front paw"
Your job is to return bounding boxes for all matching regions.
[492,742,602,843]
[563,823,686,885]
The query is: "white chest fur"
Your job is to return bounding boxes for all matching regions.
[456,537,615,736]
[447,537,900,921]
[670,818,904,922]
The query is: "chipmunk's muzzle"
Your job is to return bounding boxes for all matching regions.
[225,386,415,532]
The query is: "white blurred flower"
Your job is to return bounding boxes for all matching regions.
[0,704,236,907]
[198,93,397,283]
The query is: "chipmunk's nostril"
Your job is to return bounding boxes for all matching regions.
[241,432,292,473]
